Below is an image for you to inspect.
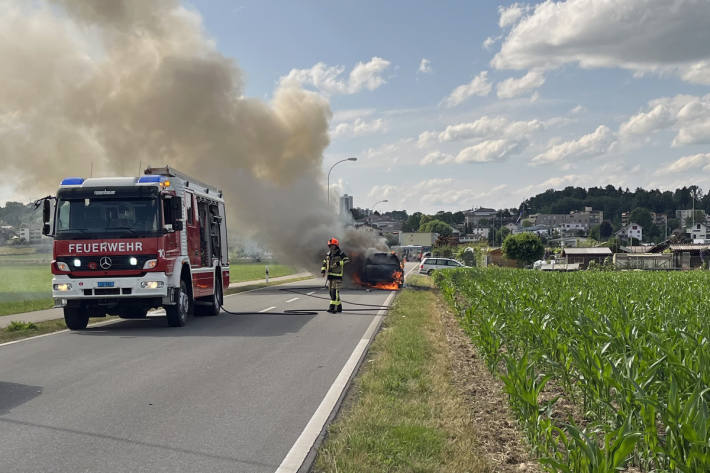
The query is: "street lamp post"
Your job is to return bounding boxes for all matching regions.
[369,199,388,225]
[327,157,357,207]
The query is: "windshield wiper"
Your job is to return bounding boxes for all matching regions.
[106,226,139,235]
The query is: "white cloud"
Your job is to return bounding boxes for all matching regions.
[421,115,545,145]
[332,108,376,123]
[657,153,710,174]
[455,139,525,163]
[531,125,615,165]
[331,118,386,138]
[498,3,531,28]
[280,57,391,95]
[418,58,432,74]
[496,71,545,99]
[619,94,710,146]
[570,105,586,115]
[367,184,398,201]
[491,0,710,85]
[483,36,500,50]
[417,130,437,148]
[420,151,454,165]
[442,71,492,108]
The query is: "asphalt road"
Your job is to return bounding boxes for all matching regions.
[0,268,411,473]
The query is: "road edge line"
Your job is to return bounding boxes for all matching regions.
[274,290,396,473]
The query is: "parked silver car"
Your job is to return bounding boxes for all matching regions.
[419,257,466,275]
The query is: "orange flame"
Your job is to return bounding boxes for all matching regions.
[352,270,403,291]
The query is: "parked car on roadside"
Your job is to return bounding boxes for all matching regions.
[419,257,466,275]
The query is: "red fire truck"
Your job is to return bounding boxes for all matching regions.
[41,167,229,329]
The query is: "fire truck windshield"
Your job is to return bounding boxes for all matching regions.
[55,196,160,239]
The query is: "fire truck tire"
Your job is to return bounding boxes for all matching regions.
[204,275,223,316]
[64,307,90,330]
[166,279,191,327]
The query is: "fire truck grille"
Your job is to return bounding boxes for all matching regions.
[57,255,158,271]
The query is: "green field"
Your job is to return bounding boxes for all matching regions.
[229,263,298,282]
[0,262,298,316]
[0,264,54,316]
[434,268,710,473]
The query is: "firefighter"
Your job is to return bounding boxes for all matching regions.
[321,238,350,313]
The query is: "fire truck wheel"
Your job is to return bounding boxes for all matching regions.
[166,279,191,327]
[64,307,90,330]
[204,275,223,316]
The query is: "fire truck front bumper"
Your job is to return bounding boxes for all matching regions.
[52,273,170,306]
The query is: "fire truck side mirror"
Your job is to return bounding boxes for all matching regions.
[41,199,52,236]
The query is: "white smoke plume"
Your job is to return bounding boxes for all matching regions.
[0,0,385,272]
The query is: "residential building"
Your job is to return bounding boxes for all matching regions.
[515,224,552,237]
[399,232,438,247]
[652,212,668,228]
[531,207,603,231]
[616,223,643,242]
[18,224,43,243]
[464,207,497,227]
[560,247,613,269]
[468,227,490,240]
[339,194,353,217]
[688,223,707,241]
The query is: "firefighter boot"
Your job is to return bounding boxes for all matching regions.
[336,304,342,313]
[327,304,336,313]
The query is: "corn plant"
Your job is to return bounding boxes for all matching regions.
[434,267,710,472]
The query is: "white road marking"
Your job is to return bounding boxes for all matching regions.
[0,318,123,349]
[259,306,276,313]
[0,276,322,348]
[275,290,396,473]
[285,297,299,303]
[306,291,315,296]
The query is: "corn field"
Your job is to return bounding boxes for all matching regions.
[433,268,710,473]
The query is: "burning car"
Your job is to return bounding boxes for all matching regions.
[349,251,403,290]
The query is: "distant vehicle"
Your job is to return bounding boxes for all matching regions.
[421,251,432,260]
[419,257,466,275]
[361,252,403,289]
[40,166,229,330]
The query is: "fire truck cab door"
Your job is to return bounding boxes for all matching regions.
[185,192,201,267]
[162,195,181,265]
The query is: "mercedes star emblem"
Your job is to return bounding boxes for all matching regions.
[99,256,112,270]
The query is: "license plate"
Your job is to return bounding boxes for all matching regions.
[97,281,114,288]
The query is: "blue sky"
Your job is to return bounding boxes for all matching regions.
[3,0,710,214]
[184,0,709,214]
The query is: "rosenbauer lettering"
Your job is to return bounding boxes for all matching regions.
[68,242,144,254]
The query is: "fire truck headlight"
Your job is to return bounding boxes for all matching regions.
[140,281,164,289]
[53,283,72,291]
[129,257,138,266]
[143,259,157,269]
[56,262,70,272]
[73,258,81,268]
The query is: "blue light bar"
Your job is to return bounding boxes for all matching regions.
[60,177,84,186]
[138,175,163,183]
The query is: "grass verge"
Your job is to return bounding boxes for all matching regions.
[0,317,114,344]
[223,275,313,296]
[229,263,298,283]
[312,274,489,473]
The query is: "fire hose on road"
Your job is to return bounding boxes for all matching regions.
[218,286,393,316]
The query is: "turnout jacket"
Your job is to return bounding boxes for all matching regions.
[321,248,350,280]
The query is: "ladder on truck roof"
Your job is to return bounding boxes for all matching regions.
[144,166,222,197]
